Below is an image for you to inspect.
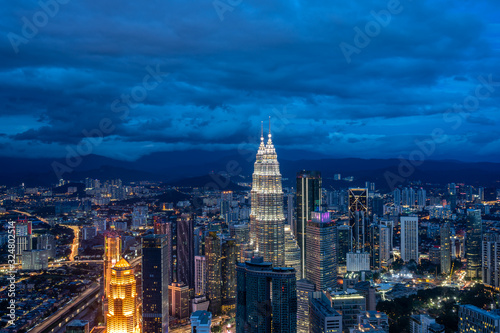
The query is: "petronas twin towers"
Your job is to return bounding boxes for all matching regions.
[250,120,285,267]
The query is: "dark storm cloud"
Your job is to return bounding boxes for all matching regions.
[0,0,499,161]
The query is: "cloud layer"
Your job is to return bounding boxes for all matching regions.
[1,0,499,161]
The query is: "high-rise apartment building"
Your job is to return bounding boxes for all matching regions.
[336,224,352,270]
[466,209,482,279]
[206,230,222,315]
[250,122,285,266]
[482,232,500,288]
[221,238,237,311]
[379,224,392,267]
[296,170,322,278]
[401,216,419,263]
[194,255,207,296]
[306,212,336,291]
[142,234,169,333]
[15,219,32,263]
[440,222,451,275]
[169,282,190,321]
[107,258,138,333]
[236,257,297,333]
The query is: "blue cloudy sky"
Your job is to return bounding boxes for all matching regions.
[1,0,500,161]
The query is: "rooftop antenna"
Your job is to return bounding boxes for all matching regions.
[268,116,271,138]
[261,121,264,141]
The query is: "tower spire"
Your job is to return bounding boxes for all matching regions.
[261,121,264,142]
[268,116,271,138]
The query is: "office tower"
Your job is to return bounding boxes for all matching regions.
[466,209,482,279]
[393,188,401,206]
[458,305,500,333]
[448,183,457,195]
[284,225,301,278]
[221,191,233,224]
[369,224,380,270]
[206,231,222,315]
[348,188,368,253]
[306,212,336,291]
[15,219,32,263]
[34,234,55,259]
[417,188,426,209]
[249,122,285,266]
[371,196,384,217]
[22,249,48,270]
[296,170,322,278]
[169,282,190,321]
[104,230,121,314]
[107,258,138,333]
[236,257,297,333]
[142,234,169,333]
[65,320,90,333]
[329,293,366,331]
[154,219,173,284]
[309,292,342,333]
[190,311,212,333]
[297,279,316,333]
[177,214,194,290]
[336,225,352,270]
[346,252,370,272]
[401,216,419,263]
[482,232,500,288]
[379,224,392,267]
[440,222,451,275]
[287,193,295,231]
[230,223,250,262]
[131,205,148,229]
[195,255,207,296]
[221,238,237,311]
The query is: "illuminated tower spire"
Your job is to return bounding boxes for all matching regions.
[250,119,285,266]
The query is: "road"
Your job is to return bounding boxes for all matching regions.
[62,225,80,261]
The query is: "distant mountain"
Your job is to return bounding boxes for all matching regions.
[1,150,499,191]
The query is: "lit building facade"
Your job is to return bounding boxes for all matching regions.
[440,222,451,275]
[142,234,169,333]
[482,232,500,289]
[104,230,121,316]
[206,230,222,315]
[458,305,500,333]
[194,255,207,296]
[296,170,322,279]
[306,212,336,291]
[309,292,342,333]
[401,216,419,263]
[107,258,138,333]
[285,225,302,278]
[348,188,368,253]
[466,209,482,279]
[177,214,194,290]
[297,279,316,333]
[250,122,285,267]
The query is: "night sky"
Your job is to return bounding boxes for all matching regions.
[2,0,500,162]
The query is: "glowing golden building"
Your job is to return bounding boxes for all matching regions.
[104,231,121,302]
[107,258,138,333]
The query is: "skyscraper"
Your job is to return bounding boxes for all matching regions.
[440,222,451,275]
[230,223,250,263]
[142,234,169,333]
[482,232,500,288]
[206,230,222,315]
[169,282,190,321]
[177,214,194,290]
[306,212,336,291]
[15,219,32,263]
[466,209,482,279]
[369,223,380,270]
[221,238,237,311]
[297,279,316,333]
[296,170,322,279]
[400,216,419,263]
[250,121,285,266]
[379,224,392,267]
[348,188,368,253]
[284,225,301,278]
[236,257,297,333]
[336,225,352,270]
[107,258,138,333]
[194,255,207,296]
